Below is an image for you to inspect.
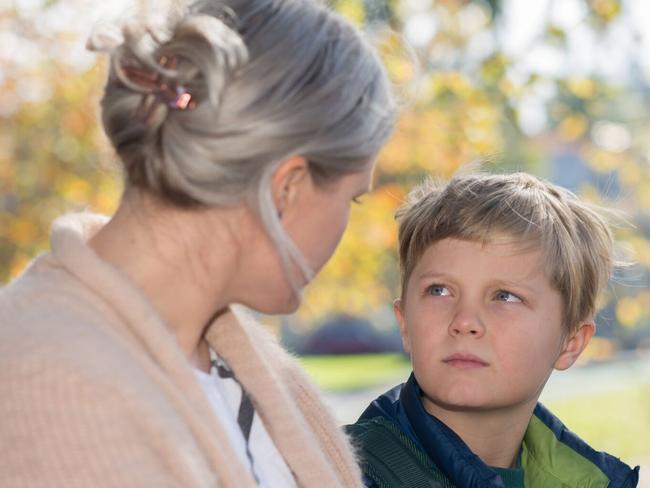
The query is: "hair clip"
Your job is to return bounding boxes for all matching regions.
[169,86,193,110]
[121,55,196,126]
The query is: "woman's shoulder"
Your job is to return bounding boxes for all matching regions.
[2,253,122,347]
[0,253,155,399]
[0,292,214,488]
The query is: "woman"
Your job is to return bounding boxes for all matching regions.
[0,0,396,485]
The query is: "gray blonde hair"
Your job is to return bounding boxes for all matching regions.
[396,173,615,332]
[88,0,397,285]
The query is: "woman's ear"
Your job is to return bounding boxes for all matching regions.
[271,156,310,218]
[554,321,595,371]
[394,298,412,354]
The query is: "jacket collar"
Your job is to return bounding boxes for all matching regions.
[526,403,639,488]
[360,373,639,488]
[400,373,507,487]
[360,373,504,487]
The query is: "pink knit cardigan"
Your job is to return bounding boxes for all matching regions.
[0,213,362,487]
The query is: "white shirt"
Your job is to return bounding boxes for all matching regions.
[194,352,297,487]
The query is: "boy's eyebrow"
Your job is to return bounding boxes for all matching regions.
[490,279,541,294]
[415,271,451,282]
[415,272,543,294]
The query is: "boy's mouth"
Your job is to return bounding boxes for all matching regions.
[442,353,489,369]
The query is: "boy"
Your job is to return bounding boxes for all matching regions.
[346,173,639,487]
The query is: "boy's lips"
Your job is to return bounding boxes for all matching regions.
[442,353,489,369]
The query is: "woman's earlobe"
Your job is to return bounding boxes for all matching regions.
[276,187,288,219]
[271,156,310,217]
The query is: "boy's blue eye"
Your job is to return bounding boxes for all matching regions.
[428,285,450,296]
[495,290,521,303]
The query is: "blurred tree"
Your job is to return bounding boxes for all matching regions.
[302,0,650,347]
[0,0,122,282]
[2,0,650,347]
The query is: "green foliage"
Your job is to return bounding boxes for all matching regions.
[547,384,650,462]
[300,353,411,391]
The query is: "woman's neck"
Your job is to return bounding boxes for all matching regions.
[89,192,244,365]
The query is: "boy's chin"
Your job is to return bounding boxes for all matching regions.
[421,395,490,414]
[421,388,543,417]
[419,385,507,414]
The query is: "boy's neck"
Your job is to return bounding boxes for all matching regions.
[422,398,538,469]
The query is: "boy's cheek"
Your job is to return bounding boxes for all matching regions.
[399,328,412,353]
[397,317,411,354]
[394,299,412,353]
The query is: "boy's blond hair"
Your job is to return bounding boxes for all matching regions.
[396,172,615,332]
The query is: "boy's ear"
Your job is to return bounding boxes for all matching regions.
[394,298,411,354]
[271,156,310,218]
[554,321,595,371]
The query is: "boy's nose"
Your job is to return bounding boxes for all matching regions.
[448,309,485,338]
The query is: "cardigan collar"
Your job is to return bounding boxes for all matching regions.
[49,213,256,487]
[49,212,358,487]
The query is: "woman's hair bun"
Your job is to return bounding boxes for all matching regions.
[89,9,248,111]
[91,6,251,201]
[160,14,249,108]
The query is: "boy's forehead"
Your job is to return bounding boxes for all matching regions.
[424,234,542,256]
[414,237,549,283]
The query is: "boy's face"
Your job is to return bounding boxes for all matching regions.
[395,237,594,418]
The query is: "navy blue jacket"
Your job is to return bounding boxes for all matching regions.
[350,373,639,487]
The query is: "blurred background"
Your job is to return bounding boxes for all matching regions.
[1,0,649,480]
